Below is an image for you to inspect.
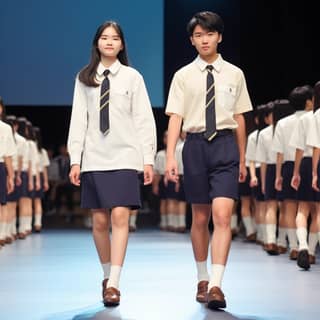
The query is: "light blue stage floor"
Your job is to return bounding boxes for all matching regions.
[0,229,319,320]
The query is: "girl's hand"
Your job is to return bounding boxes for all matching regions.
[275,176,283,191]
[291,174,300,191]
[165,157,179,183]
[250,176,258,188]
[69,164,81,186]
[144,165,154,185]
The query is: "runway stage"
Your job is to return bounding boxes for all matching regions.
[0,229,319,320]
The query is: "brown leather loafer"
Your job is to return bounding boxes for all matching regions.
[309,254,316,265]
[102,279,108,299]
[103,287,120,307]
[196,280,209,303]
[207,286,226,310]
[289,249,298,260]
[277,245,287,254]
[265,243,279,255]
[246,233,257,242]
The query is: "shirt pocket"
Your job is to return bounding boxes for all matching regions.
[216,84,237,111]
[110,88,133,113]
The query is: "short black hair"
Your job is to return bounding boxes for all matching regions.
[313,81,320,113]
[187,11,224,36]
[288,85,314,111]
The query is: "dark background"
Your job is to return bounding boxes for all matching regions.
[6,0,320,153]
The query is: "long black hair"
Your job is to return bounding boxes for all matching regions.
[33,126,43,152]
[17,117,28,138]
[79,21,129,87]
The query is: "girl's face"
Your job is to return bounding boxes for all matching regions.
[98,26,123,60]
[190,25,222,60]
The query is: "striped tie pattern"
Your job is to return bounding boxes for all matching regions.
[204,65,217,141]
[100,69,110,135]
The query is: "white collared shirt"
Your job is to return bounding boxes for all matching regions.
[38,148,50,172]
[289,110,313,157]
[0,120,16,162]
[67,60,157,172]
[12,132,27,171]
[272,111,306,161]
[256,125,277,164]
[306,109,320,148]
[245,129,260,167]
[28,140,40,176]
[165,54,252,132]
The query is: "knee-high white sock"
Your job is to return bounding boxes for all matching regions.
[242,216,255,236]
[308,232,318,255]
[277,227,287,247]
[107,265,122,289]
[287,228,298,251]
[266,224,277,244]
[101,262,111,280]
[296,227,308,250]
[208,264,225,289]
[196,260,210,282]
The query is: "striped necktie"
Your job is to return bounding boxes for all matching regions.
[204,65,217,141]
[100,69,110,135]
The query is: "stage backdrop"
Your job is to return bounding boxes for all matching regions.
[0,0,163,107]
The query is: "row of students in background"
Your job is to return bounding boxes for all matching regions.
[231,82,320,271]
[153,130,187,233]
[0,97,50,249]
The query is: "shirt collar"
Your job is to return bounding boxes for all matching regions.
[195,54,223,73]
[97,59,121,77]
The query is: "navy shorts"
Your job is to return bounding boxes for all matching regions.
[20,171,33,198]
[182,130,239,204]
[6,171,21,202]
[239,167,251,197]
[0,163,7,205]
[265,164,278,201]
[81,169,141,210]
[297,157,317,202]
[252,167,265,201]
[34,173,45,199]
[280,161,297,201]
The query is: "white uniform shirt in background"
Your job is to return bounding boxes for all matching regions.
[272,111,306,161]
[289,110,313,157]
[256,125,277,164]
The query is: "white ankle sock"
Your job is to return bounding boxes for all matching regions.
[287,228,298,250]
[266,224,276,243]
[231,214,237,230]
[102,262,111,279]
[196,260,209,282]
[277,227,287,247]
[160,214,167,228]
[178,214,186,228]
[208,264,225,289]
[34,214,42,227]
[242,216,254,236]
[107,265,122,289]
[296,227,308,250]
[308,232,318,255]
[129,214,137,228]
[19,217,29,233]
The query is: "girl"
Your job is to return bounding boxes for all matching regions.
[33,127,50,232]
[67,21,156,307]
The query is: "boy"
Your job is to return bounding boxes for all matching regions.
[165,11,252,309]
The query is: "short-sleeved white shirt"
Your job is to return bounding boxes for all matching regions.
[165,55,252,132]
[0,120,16,162]
[245,129,261,168]
[306,109,320,148]
[256,125,277,164]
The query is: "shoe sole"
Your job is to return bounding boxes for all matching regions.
[207,300,226,310]
[297,250,310,270]
[103,301,119,307]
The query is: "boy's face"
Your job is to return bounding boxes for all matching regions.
[190,25,222,58]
